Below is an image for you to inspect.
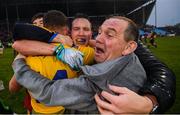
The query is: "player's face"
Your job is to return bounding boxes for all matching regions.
[33,18,43,27]
[71,18,92,46]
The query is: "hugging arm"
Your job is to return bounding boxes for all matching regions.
[13,23,73,46]
[9,75,22,93]
[12,58,97,112]
[13,23,54,42]
[95,40,176,114]
[135,40,176,113]
[13,23,56,55]
[12,40,55,56]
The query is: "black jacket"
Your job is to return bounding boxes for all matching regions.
[135,40,176,113]
[13,23,176,113]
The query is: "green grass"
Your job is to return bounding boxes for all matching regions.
[0,48,26,113]
[148,36,180,113]
[0,37,180,113]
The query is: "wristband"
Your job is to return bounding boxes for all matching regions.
[53,44,64,55]
[151,104,158,113]
[146,95,159,113]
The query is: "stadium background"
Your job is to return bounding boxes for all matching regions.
[0,0,179,114]
[0,0,155,23]
[0,0,155,36]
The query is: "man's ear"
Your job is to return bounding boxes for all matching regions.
[122,41,137,55]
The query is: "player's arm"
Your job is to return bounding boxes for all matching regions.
[13,23,73,46]
[12,40,55,56]
[12,57,97,112]
[9,75,22,93]
[13,23,54,42]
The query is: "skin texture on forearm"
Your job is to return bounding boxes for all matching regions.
[12,40,55,56]
[9,75,22,93]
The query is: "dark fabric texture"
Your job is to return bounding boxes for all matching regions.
[13,23,54,42]
[135,40,176,113]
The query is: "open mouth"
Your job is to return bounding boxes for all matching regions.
[95,47,104,54]
[76,38,87,45]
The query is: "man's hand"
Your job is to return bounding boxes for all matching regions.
[95,85,153,114]
[54,44,84,71]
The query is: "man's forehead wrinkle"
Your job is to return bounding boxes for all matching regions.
[103,20,120,27]
[103,19,124,33]
[105,18,124,24]
[100,25,117,34]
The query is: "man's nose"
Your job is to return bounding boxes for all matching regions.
[96,34,104,43]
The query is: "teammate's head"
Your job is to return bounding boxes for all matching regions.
[31,12,44,27]
[71,13,92,46]
[43,10,68,35]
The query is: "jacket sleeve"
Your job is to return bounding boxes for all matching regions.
[12,58,97,112]
[13,23,54,42]
[135,40,176,113]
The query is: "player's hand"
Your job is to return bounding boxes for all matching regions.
[51,34,73,47]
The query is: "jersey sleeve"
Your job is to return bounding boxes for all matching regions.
[13,23,54,42]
